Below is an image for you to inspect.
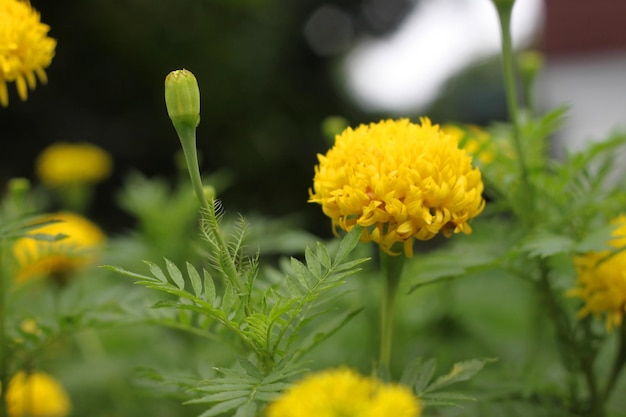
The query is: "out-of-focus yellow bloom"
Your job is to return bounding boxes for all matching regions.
[568,214,626,332]
[5,371,71,417]
[442,124,496,164]
[36,142,113,186]
[12,211,106,283]
[0,0,56,107]
[309,118,485,257]
[266,367,422,417]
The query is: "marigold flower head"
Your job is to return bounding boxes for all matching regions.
[4,371,71,417]
[0,0,56,107]
[36,142,113,186]
[568,215,626,332]
[266,367,422,417]
[309,118,485,257]
[12,211,106,284]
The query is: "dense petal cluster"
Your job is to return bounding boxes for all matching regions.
[36,142,113,186]
[266,368,422,417]
[309,118,485,256]
[0,0,56,107]
[12,211,106,283]
[5,371,71,417]
[569,215,626,332]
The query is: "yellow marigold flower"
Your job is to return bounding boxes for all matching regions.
[309,118,485,257]
[266,367,422,417]
[36,142,113,186]
[5,371,71,417]
[12,211,106,284]
[568,215,626,332]
[0,0,56,107]
[442,124,496,164]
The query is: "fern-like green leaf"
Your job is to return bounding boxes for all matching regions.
[165,258,185,289]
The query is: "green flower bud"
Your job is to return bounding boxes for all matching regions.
[203,185,216,202]
[165,69,201,130]
[518,50,544,81]
[321,115,349,146]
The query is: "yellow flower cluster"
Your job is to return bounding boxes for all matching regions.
[12,211,106,284]
[36,142,113,186]
[0,0,56,107]
[569,215,626,332]
[4,371,71,417]
[309,118,485,257]
[266,367,422,417]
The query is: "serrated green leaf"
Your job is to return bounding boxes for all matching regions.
[285,274,306,297]
[520,232,575,258]
[409,358,437,394]
[233,402,257,417]
[316,242,332,270]
[196,383,252,393]
[290,257,312,289]
[305,246,322,278]
[297,308,363,356]
[425,358,496,393]
[194,397,248,417]
[187,390,249,403]
[222,282,235,312]
[145,261,168,283]
[101,265,152,281]
[334,225,362,265]
[165,258,185,289]
[237,356,265,381]
[204,269,216,304]
[187,262,202,297]
[575,223,614,253]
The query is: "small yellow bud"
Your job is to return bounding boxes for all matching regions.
[165,69,201,130]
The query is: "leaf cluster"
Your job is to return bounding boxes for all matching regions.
[106,202,369,414]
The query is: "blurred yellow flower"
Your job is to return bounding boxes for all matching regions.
[5,371,71,417]
[12,211,106,283]
[266,367,422,417]
[309,118,485,257]
[442,124,496,164]
[0,0,56,107]
[36,142,113,186]
[568,215,626,332]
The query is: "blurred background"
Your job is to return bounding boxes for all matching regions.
[1,0,625,237]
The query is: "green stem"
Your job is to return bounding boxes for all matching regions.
[494,2,533,221]
[602,320,626,405]
[174,125,241,290]
[0,240,8,417]
[175,125,211,213]
[379,251,405,372]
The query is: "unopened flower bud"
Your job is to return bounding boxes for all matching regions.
[203,185,216,202]
[165,69,201,131]
[518,50,544,82]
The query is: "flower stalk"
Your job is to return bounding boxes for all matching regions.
[379,251,405,371]
[164,69,241,290]
[492,0,533,222]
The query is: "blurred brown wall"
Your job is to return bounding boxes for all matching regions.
[542,0,626,55]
